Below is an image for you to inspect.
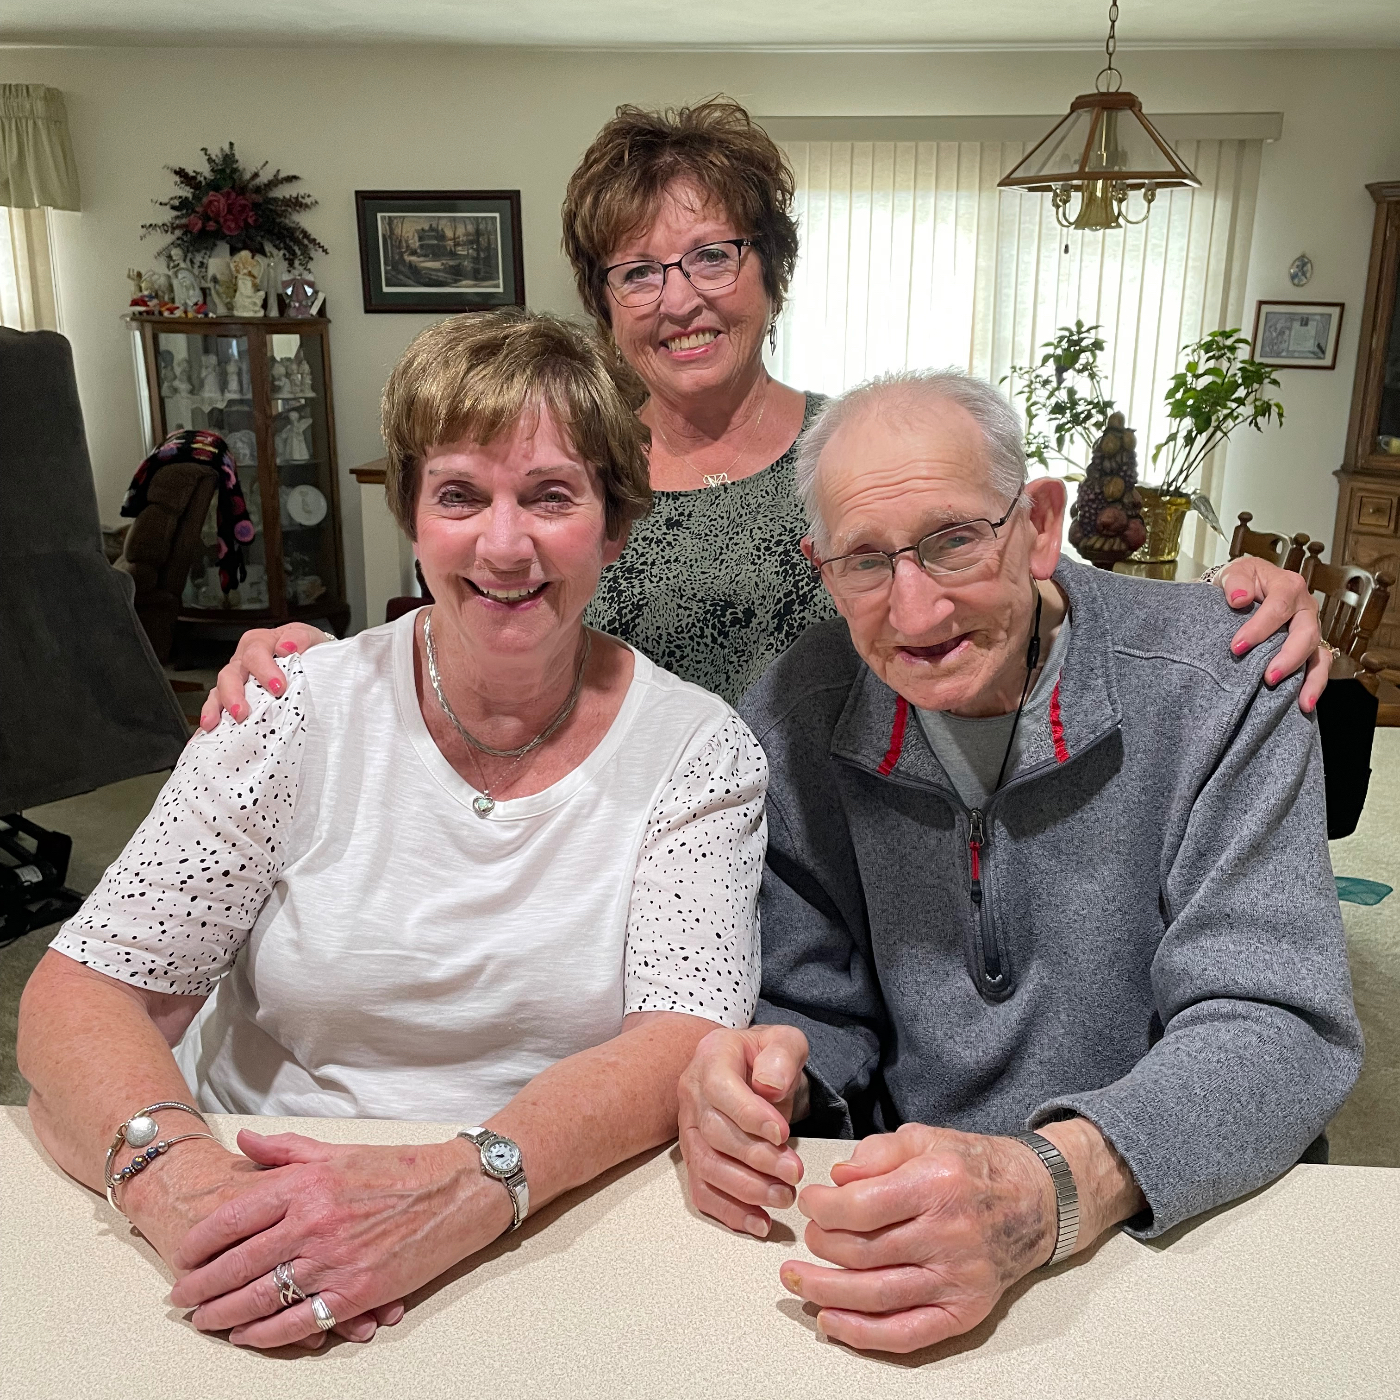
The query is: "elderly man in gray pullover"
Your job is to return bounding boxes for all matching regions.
[677,370,1362,1354]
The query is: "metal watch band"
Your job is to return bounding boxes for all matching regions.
[458,1127,529,1231]
[1012,1131,1081,1266]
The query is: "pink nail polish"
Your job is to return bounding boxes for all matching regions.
[1230,590,1249,604]
[268,678,282,695]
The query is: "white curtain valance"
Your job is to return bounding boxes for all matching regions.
[0,84,81,211]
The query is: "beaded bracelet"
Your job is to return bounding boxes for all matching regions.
[103,1101,213,1213]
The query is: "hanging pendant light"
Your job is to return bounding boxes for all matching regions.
[998,1,1200,231]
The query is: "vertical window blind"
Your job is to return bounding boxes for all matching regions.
[771,137,1262,558]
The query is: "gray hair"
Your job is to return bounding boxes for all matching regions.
[794,369,1028,551]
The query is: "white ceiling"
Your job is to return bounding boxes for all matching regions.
[3,0,1398,49]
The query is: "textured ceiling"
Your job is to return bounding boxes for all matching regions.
[3,0,1397,49]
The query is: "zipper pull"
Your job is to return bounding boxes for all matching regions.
[969,808,985,906]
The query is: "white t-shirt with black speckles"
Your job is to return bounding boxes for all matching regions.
[51,611,766,1121]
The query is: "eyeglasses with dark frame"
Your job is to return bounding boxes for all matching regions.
[603,239,754,307]
[815,488,1025,597]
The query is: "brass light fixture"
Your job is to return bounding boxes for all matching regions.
[998,1,1200,231]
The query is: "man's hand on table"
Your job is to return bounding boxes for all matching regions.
[677,1031,1147,1355]
[122,1136,404,1350]
[781,1118,1147,1354]
[167,1130,511,1350]
[678,1025,812,1237]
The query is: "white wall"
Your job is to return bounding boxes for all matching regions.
[3,44,1396,625]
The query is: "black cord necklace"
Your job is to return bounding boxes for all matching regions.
[993,583,1045,794]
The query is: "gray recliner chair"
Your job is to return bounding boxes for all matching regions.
[0,327,188,814]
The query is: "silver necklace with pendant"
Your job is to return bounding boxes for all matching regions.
[423,608,592,817]
[653,376,771,488]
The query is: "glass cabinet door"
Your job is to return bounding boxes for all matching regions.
[147,328,271,614]
[267,332,336,613]
[1379,272,1400,453]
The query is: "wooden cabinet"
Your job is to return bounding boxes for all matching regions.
[1333,181,1400,662]
[130,314,350,637]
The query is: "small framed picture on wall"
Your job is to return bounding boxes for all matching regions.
[355,190,525,313]
[1251,300,1345,370]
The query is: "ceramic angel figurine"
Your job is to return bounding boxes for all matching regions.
[276,409,312,463]
[270,359,291,397]
[126,268,146,302]
[294,358,314,395]
[281,272,318,318]
[232,272,265,316]
[223,358,244,397]
[201,354,222,396]
[167,249,203,314]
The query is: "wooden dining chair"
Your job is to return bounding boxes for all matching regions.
[1301,542,1395,658]
[1228,512,1310,571]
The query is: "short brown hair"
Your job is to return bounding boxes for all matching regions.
[380,309,652,540]
[561,96,799,333]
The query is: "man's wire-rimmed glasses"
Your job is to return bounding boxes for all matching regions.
[603,239,754,307]
[815,488,1025,598]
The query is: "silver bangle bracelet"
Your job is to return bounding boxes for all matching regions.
[103,1101,210,1212]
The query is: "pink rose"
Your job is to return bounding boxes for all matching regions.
[187,214,203,232]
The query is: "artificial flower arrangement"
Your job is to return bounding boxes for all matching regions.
[141,142,327,269]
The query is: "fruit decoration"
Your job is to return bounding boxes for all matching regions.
[1067,412,1148,568]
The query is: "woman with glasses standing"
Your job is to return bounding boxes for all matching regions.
[204,99,1330,719]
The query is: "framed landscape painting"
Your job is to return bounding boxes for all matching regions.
[1251,300,1345,370]
[355,190,525,313]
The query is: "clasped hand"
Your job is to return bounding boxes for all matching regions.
[164,1130,512,1350]
[679,1026,1057,1353]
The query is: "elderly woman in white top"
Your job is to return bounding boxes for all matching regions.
[17,309,765,1351]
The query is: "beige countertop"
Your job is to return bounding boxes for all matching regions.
[3,1105,1397,1398]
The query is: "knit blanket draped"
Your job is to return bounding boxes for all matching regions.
[121,429,253,591]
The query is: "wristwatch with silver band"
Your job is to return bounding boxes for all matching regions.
[457,1126,529,1230]
[1011,1131,1080,1266]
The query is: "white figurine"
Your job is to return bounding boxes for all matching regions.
[140,266,174,304]
[201,354,221,397]
[295,358,315,395]
[126,268,146,303]
[232,272,265,316]
[169,357,194,396]
[275,409,312,463]
[167,249,203,313]
[223,358,244,397]
[270,359,291,396]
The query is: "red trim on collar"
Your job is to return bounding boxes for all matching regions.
[1049,679,1069,764]
[879,694,910,775]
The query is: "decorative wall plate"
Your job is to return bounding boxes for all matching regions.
[1289,254,1313,287]
[286,484,328,527]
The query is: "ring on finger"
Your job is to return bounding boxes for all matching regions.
[273,1260,306,1309]
[310,1294,337,1332]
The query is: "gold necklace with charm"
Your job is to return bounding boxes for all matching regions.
[653,377,771,488]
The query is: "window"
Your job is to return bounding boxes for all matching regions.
[0,205,60,331]
[771,135,1263,556]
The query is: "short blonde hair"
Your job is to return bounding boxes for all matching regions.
[380,309,652,539]
[561,97,799,334]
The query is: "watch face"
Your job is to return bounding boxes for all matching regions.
[482,1139,522,1176]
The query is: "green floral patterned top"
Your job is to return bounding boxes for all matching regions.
[586,394,835,704]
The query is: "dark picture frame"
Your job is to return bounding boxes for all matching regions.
[354,190,525,313]
[1250,299,1345,370]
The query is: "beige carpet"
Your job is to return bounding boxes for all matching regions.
[4,735,1398,1169]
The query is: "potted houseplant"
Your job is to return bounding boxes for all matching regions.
[1003,320,1116,480]
[1006,323,1285,566]
[1143,329,1285,563]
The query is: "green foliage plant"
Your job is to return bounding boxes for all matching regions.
[1152,329,1285,498]
[1002,320,1116,479]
